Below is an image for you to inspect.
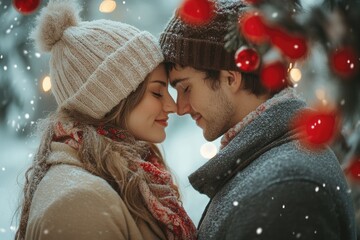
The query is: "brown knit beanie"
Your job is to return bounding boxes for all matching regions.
[160,0,246,71]
[31,0,164,119]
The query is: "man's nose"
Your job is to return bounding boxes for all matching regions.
[176,95,191,116]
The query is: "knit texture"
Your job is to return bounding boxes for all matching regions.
[160,1,247,71]
[220,87,298,148]
[53,122,197,240]
[26,142,167,239]
[188,93,356,239]
[31,0,164,119]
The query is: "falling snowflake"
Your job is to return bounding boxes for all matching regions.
[256,227,263,235]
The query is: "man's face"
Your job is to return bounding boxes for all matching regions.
[169,65,235,141]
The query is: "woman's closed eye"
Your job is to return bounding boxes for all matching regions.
[152,92,163,98]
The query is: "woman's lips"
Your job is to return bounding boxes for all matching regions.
[155,119,168,127]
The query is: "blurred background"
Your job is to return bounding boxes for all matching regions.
[1,0,360,239]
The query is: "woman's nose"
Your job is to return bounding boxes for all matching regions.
[164,92,177,113]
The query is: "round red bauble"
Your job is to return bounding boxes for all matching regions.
[330,47,359,78]
[12,0,41,14]
[235,47,260,72]
[260,61,288,91]
[178,0,215,25]
[268,27,308,60]
[304,112,336,145]
[238,12,269,44]
[292,109,338,147]
[346,157,360,181]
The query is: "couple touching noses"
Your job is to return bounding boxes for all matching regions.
[16,0,356,240]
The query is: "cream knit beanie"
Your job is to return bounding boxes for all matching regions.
[31,0,164,119]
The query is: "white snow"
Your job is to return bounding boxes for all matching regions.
[0,128,38,239]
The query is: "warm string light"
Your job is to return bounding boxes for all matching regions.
[315,88,329,106]
[315,89,326,101]
[289,67,302,83]
[42,76,51,92]
[200,142,218,159]
[99,0,117,13]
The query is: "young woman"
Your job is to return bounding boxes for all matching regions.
[15,1,196,239]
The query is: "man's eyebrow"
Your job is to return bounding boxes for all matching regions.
[170,78,189,88]
[150,80,167,87]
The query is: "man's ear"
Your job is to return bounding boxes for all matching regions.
[221,70,242,93]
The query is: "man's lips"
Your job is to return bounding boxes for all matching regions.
[192,115,202,124]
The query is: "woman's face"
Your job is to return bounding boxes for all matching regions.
[126,64,176,143]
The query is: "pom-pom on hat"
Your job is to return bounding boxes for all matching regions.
[31,0,164,119]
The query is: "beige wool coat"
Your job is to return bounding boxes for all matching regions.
[25,142,166,240]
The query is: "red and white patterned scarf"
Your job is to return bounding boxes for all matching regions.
[220,87,298,149]
[53,122,197,240]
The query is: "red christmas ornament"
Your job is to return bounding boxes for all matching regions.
[178,0,215,25]
[292,109,338,147]
[267,27,308,60]
[330,47,359,78]
[235,47,260,72]
[260,61,288,91]
[238,12,269,44]
[346,157,360,181]
[12,0,41,15]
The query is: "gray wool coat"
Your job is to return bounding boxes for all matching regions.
[189,97,356,240]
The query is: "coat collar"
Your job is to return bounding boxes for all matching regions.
[47,142,83,168]
[189,95,306,198]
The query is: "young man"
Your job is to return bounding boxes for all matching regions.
[160,1,356,239]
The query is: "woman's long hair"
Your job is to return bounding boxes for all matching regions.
[15,74,178,239]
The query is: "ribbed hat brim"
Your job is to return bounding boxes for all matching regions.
[63,31,164,119]
[160,32,237,71]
